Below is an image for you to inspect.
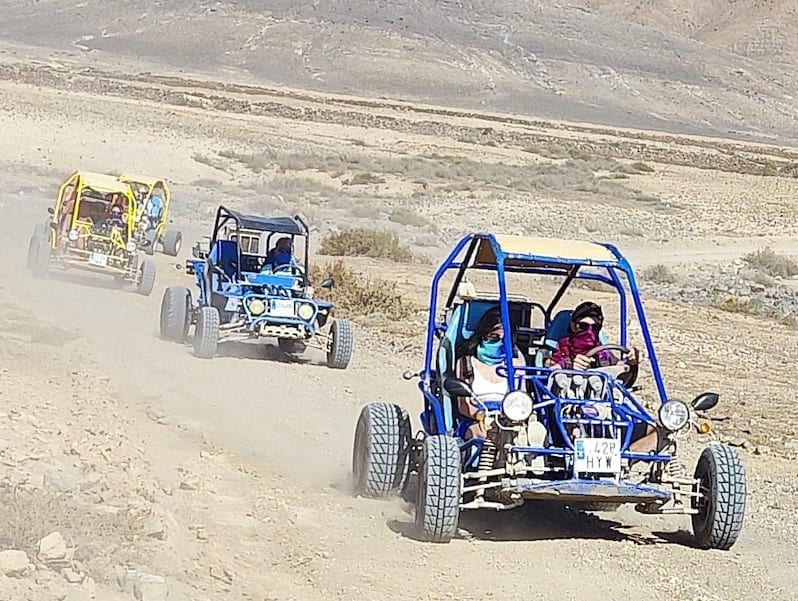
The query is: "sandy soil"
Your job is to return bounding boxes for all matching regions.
[0,4,797,600]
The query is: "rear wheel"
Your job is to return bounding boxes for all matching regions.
[193,306,219,359]
[136,259,157,296]
[415,435,461,543]
[691,443,746,550]
[352,403,412,498]
[326,318,354,369]
[162,230,182,257]
[160,286,191,342]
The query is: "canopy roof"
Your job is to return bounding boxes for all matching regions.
[221,207,306,236]
[473,233,620,268]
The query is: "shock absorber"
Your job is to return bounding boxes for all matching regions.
[478,437,497,472]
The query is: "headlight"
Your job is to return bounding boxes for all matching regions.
[248,299,266,316]
[502,390,533,422]
[126,241,137,253]
[659,400,690,432]
[68,229,79,241]
[296,302,315,321]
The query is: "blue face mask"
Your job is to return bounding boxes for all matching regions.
[476,338,504,365]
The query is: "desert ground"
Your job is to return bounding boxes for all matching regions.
[0,2,797,600]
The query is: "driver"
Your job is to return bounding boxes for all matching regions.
[265,236,297,270]
[545,301,639,370]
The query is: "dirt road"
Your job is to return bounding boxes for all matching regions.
[0,33,797,600]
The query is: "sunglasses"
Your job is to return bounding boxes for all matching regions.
[575,321,601,332]
[483,332,503,343]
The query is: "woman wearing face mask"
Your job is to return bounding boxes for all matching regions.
[454,307,526,441]
[545,301,639,371]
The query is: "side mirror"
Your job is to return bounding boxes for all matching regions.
[692,392,719,412]
[49,222,58,230]
[443,377,473,398]
[140,238,153,248]
[47,207,55,215]
[319,278,334,289]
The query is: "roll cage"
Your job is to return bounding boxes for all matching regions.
[210,205,310,281]
[420,233,672,464]
[51,171,138,244]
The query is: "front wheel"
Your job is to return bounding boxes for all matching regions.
[160,286,192,342]
[326,318,354,369]
[691,443,746,550]
[136,259,157,296]
[27,224,50,277]
[352,403,411,498]
[415,435,461,543]
[193,306,219,359]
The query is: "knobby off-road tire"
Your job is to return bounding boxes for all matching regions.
[692,443,747,550]
[352,403,411,498]
[327,318,354,369]
[193,306,220,359]
[136,259,157,296]
[27,224,50,277]
[162,230,182,257]
[415,435,461,543]
[160,286,191,342]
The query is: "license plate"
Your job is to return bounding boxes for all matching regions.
[269,299,295,317]
[88,252,108,267]
[224,297,241,311]
[574,438,621,474]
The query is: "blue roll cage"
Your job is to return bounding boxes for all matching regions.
[418,232,672,464]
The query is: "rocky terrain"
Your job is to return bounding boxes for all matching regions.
[0,2,796,600]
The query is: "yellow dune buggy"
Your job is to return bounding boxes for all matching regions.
[119,174,183,257]
[26,171,157,295]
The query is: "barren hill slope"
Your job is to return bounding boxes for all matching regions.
[0,0,795,143]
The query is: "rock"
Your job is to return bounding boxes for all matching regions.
[0,550,30,577]
[39,532,68,562]
[143,515,166,540]
[62,567,83,584]
[43,466,82,492]
[78,472,103,492]
[754,445,771,456]
[133,573,168,601]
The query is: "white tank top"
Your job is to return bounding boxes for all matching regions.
[471,365,509,402]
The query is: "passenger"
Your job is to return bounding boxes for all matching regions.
[146,190,164,230]
[454,307,526,441]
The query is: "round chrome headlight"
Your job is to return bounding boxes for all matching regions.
[248,299,266,316]
[659,400,690,432]
[502,390,533,422]
[126,241,137,253]
[68,229,79,242]
[296,302,315,321]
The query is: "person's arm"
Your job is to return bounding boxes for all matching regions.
[455,357,480,420]
[546,338,571,369]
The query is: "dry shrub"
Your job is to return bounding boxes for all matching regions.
[388,207,432,229]
[743,247,798,278]
[310,260,415,320]
[0,488,145,581]
[343,172,386,186]
[643,264,677,284]
[320,228,416,263]
[712,296,798,328]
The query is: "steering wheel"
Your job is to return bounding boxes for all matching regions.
[584,344,631,366]
[272,263,305,278]
[584,344,639,387]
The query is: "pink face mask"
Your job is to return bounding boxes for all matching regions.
[569,328,599,356]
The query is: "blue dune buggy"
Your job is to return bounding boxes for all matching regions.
[352,233,746,548]
[159,205,354,369]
